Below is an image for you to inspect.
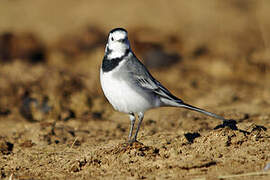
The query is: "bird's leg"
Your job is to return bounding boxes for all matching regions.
[128,113,136,141]
[132,112,144,142]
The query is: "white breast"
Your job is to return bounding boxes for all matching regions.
[100,67,156,114]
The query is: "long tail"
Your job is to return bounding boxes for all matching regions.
[160,98,226,121]
[179,102,226,121]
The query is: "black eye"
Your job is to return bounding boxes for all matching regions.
[111,37,114,41]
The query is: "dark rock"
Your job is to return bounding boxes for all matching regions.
[184,132,201,143]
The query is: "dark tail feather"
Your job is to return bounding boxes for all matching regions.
[179,102,226,121]
[160,97,226,121]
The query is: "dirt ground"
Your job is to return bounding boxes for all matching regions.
[0,0,270,179]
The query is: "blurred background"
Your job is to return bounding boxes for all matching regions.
[0,0,270,179]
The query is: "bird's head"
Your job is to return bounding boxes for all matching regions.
[105,28,130,59]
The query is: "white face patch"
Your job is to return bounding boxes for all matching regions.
[106,30,130,59]
[109,30,127,42]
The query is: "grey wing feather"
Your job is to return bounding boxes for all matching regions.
[125,54,183,103]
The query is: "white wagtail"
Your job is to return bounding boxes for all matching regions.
[100,28,226,142]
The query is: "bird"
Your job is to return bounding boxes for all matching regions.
[100,28,226,143]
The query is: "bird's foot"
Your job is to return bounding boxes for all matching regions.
[125,138,143,146]
[128,138,138,144]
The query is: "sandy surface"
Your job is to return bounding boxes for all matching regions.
[0,0,270,179]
